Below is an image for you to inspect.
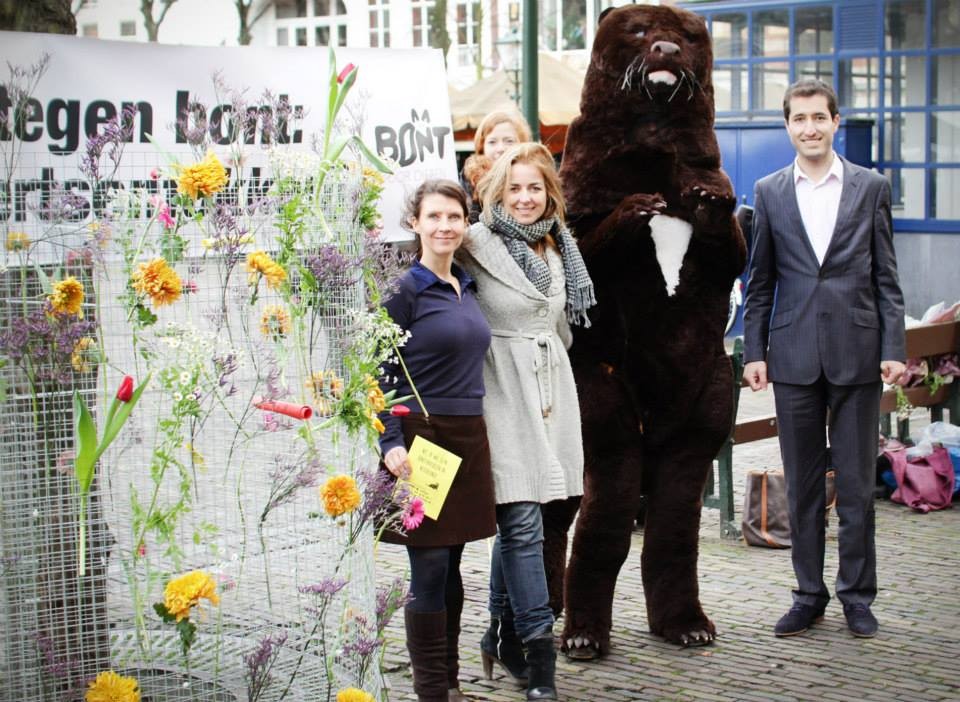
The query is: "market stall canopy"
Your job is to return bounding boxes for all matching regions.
[449,53,586,130]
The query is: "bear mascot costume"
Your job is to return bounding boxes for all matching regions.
[549,4,747,655]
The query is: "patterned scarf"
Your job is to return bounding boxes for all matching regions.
[487,203,596,327]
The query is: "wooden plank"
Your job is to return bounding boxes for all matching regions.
[904,320,960,358]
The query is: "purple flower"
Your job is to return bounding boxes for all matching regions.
[0,307,97,385]
[298,577,348,598]
[304,244,357,310]
[80,104,138,182]
[376,578,412,632]
[244,631,288,702]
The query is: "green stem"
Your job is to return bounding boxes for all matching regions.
[392,343,428,418]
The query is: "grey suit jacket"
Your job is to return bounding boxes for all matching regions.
[743,156,906,385]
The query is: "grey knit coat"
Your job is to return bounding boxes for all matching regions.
[458,222,585,504]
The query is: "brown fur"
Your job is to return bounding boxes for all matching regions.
[550,4,747,652]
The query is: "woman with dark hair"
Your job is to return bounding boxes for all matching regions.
[458,143,595,701]
[378,179,497,702]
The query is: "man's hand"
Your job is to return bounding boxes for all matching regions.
[881,360,906,385]
[384,446,411,479]
[743,361,768,391]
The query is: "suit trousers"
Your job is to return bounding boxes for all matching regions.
[773,376,881,609]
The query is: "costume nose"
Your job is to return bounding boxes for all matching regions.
[651,40,680,55]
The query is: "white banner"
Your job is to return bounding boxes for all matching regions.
[0,31,457,240]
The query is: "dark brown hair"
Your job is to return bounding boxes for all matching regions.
[401,179,469,255]
[783,79,839,120]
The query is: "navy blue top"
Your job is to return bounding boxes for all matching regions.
[378,260,492,456]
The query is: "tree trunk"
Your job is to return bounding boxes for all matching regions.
[429,0,451,67]
[0,0,76,34]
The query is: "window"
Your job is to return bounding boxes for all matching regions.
[796,59,834,84]
[752,62,789,110]
[932,169,960,217]
[369,0,390,48]
[277,27,289,45]
[932,54,960,105]
[712,13,747,58]
[933,0,960,48]
[456,1,481,66]
[276,0,308,19]
[839,57,879,108]
[795,6,832,54]
[885,167,925,217]
[540,0,558,52]
[885,0,924,50]
[753,10,789,57]
[411,0,434,48]
[884,112,926,161]
[563,0,586,50]
[81,24,98,38]
[296,27,307,45]
[119,21,136,37]
[932,112,960,162]
[713,64,747,112]
[885,55,926,107]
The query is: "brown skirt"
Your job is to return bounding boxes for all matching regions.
[380,414,496,547]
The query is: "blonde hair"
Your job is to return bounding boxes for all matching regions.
[477,142,566,224]
[473,110,533,155]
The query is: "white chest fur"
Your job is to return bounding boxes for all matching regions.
[648,214,693,296]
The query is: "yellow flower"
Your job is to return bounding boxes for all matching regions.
[367,410,385,434]
[48,276,85,316]
[336,689,375,702]
[260,304,292,338]
[176,149,228,200]
[85,670,140,702]
[71,337,97,373]
[367,384,386,413]
[246,251,287,290]
[163,570,220,622]
[132,258,182,307]
[5,231,29,251]
[319,475,361,517]
[305,370,343,405]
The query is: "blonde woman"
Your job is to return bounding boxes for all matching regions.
[458,143,595,701]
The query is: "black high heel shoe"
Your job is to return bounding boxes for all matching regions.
[480,615,528,685]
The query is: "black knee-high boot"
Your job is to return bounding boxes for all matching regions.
[405,608,449,702]
[524,632,558,700]
[480,611,528,684]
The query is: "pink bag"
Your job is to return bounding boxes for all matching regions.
[885,446,955,513]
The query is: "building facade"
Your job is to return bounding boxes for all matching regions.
[679,0,960,315]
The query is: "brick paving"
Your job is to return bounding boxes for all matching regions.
[375,390,960,702]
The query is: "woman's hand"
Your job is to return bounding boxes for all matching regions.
[384,446,412,479]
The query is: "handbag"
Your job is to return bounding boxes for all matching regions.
[742,470,791,548]
[742,469,837,548]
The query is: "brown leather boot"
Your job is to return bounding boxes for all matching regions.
[405,608,449,702]
[445,586,473,701]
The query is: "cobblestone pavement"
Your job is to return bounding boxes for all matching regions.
[375,389,960,702]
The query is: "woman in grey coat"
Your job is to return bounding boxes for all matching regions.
[458,143,595,701]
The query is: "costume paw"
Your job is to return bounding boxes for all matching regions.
[677,628,715,647]
[562,634,603,661]
[617,192,668,224]
[658,618,717,648]
[683,185,736,211]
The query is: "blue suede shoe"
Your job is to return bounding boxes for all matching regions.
[843,603,878,638]
[773,603,825,637]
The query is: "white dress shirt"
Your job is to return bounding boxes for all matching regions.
[793,152,844,265]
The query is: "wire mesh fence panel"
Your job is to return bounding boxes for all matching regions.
[1,142,404,702]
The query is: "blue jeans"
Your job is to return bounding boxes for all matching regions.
[489,501,555,642]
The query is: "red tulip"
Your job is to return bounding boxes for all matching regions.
[390,404,410,417]
[337,63,356,84]
[116,376,135,402]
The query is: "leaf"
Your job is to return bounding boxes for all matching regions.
[73,391,99,494]
[34,265,52,295]
[350,136,394,174]
[136,304,158,327]
[177,618,197,655]
[153,602,177,623]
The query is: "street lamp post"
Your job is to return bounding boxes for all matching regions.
[495,26,522,107]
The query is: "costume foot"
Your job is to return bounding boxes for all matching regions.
[561,634,603,661]
[677,628,715,647]
[655,616,717,647]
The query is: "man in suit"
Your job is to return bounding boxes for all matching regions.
[742,79,906,639]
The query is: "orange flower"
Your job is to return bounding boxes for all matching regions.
[319,475,361,517]
[5,231,29,251]
[367,385,386,413]
[246,251,287,290]
[71,337,97,373]
[132,258,182,307]
[48,276,85,316]
[260,304,291,338]
[176,149,228,200]
[367,410,385,434]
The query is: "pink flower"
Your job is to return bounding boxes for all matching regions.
[157,205,175,229]
[149,168,160,180]
[401,497,425,531]
[337,63,356,83]
[182,280,198,295]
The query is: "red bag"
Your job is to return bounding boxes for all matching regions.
[886,446,955,513]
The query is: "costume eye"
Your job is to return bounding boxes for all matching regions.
[635,30,646,39]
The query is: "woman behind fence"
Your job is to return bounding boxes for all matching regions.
[457,143,595,701]
[378,180,497,701]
